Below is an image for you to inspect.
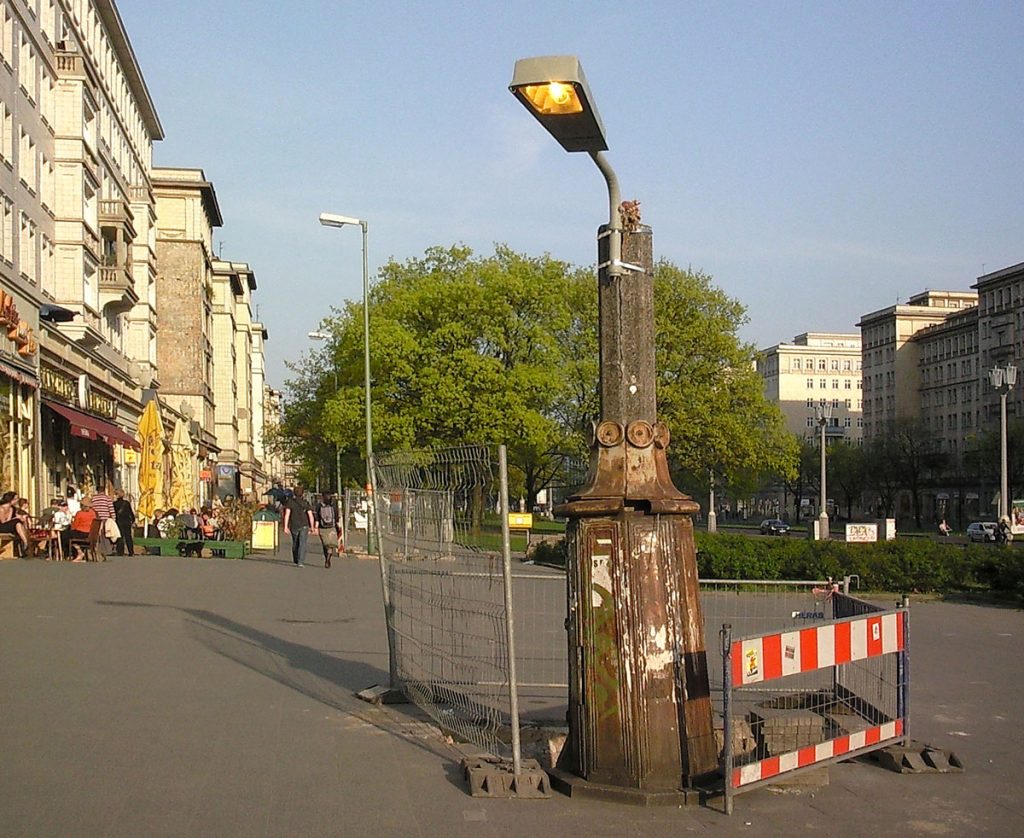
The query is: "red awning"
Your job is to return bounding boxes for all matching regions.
[43,400,141,451]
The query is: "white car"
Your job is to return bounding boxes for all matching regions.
[966,522,998,543]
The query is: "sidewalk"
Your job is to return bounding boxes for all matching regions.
[1,542,1022,836]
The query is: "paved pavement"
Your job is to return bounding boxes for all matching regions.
[2,539,1023,836]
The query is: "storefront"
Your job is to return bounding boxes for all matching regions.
[39,369,140,501]
[0,290,41,505]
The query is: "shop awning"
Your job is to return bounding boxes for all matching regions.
[43,400,141,450]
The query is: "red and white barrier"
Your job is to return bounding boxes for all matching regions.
[733,719,904,787]
[731,612,904,687]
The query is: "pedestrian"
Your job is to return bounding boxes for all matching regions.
[938,519,951,537]
[282,485,316,566]
[91,482,118,556]
[114,490,136,556]
[997,516,1012,546]
[315,492,342,568]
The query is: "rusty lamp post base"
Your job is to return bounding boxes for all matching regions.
[553,419,719,800]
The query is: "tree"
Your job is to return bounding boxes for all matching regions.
[652,261,798,497]
[866,419,947,528]
[280,247,798,510]
[829,441,867,520]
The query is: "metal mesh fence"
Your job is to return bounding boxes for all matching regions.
[374,445,516,759]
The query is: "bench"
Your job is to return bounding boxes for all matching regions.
[134,537,251,559]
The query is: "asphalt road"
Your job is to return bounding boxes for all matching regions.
[1,543,1022,836]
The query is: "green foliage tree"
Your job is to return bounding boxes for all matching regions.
[652,261,797,498]
[279,246,797,508]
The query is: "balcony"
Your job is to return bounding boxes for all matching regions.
[99,265,138,314]
[100,199,137,241]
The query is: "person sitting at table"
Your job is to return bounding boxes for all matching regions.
[0,490,30,555]
[179,508,202,540]
[201,508,222,541]
[68,497,97,561]
[49,499,72,559]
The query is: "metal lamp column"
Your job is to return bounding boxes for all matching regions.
[814,403,832,540]
[510,56,717,800]
[989,364,1017,521]
[318,212,377,556]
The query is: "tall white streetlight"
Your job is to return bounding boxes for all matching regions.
[318,212,377,556]
[989,363,1017,521]
[308,330,343,504]
[815,402,833,540]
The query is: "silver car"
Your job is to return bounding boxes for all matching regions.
[966,522,998,543]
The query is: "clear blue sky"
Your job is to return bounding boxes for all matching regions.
[118,0,1024,388]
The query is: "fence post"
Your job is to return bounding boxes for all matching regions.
[901,594,910,745]
[369,458,398,689]
[721,623,734,816]
[342,491,350,551]
[499,444,522,776]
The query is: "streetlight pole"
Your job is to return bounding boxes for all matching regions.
[815,403,832,540]
[989,364,1017,521]
[510,55,716,799]
[318,213,377,556]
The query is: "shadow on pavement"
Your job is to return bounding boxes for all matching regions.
[95,600,461,765]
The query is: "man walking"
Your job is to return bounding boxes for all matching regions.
[282,485,316,566]
[315,492,342,568]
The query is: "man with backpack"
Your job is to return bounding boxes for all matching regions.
[315,492,342,568]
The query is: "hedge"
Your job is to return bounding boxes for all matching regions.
[527,533,1024,601]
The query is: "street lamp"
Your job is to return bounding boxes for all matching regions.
[815,402,833,540]
[510,56,716,798]
[308,330,343,504]
[318,212,377,556]
[989,363,1017,521]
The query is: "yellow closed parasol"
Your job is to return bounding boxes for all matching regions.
[169,417,195,512]
[136,398,165,521]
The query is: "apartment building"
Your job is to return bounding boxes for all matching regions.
[152,165,219,502]
[757,332,864,445]
[2,3,271,513]
[210,258,268,500]
[2,0,164,504]
[857,290,978,443]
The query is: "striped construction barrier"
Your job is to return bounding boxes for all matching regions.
[731,611,905,687]
[722,605,909,812]
[733,719,904,788]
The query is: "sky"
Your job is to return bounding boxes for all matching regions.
[117,0,1024,389]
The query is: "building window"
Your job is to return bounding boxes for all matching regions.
[844,379,852,389]
[832,399,840,409]
[807,378,814,388]
[818,359,826,370]
[844,360,852,371]
[845,399,852,408]
[806,398,814,408]
[792,358,802,370]
[820,378,827,389]
[831,379,838,389]
[831,359,840,370]
[844,417,852,428]
[857,417,864,427]
[806,418,815,427]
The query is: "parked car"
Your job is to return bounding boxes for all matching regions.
[759,518,790,536]
[966,521,998,543]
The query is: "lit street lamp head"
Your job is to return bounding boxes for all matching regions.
[509,55,608,153]
[319,212,364,229]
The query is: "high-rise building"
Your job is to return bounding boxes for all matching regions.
[757,332,864,445]
[858,290,978,443]
[3,0,163,505]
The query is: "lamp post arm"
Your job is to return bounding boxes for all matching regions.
[590,150,622,277]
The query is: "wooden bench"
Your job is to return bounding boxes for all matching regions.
[0,532,18,559]
[134,537,251,559]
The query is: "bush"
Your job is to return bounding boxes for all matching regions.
[696,532,1023,601]
[513,529,1024,602]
